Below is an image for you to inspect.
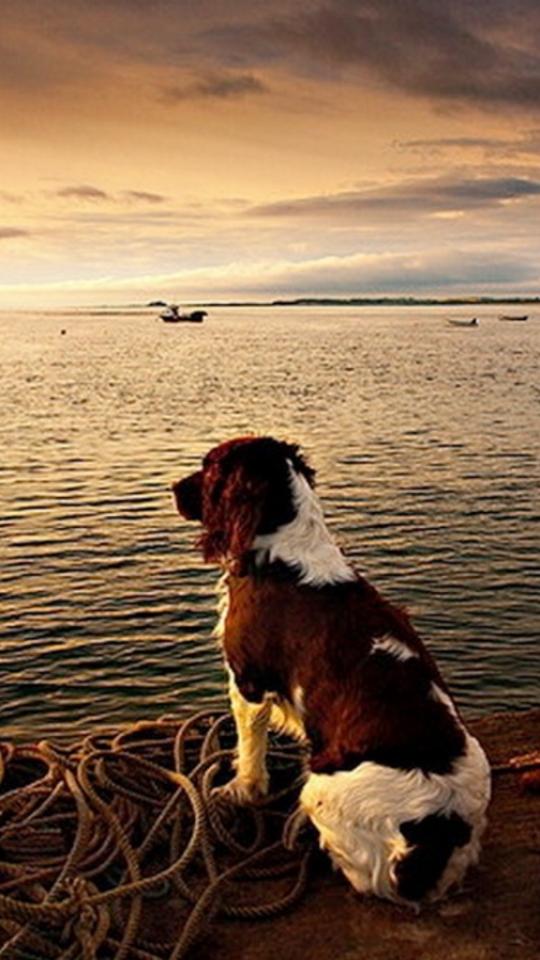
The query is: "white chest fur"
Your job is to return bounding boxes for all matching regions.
[253,467,356,587]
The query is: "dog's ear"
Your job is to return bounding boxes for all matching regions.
[200,460,269,563]
[222,463,268,558]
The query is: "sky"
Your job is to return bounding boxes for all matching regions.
[2,0,540,307]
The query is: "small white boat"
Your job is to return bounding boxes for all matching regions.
[447,317,478,327]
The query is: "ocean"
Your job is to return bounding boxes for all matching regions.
[1,304,539,742]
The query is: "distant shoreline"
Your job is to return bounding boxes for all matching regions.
[4,296,538,314]
[200,296,540,308]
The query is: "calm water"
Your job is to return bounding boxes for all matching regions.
[1,305,539,742]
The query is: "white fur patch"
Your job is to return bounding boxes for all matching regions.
[225,671,272,800]
[253,466,356,587]
[213,572,229,643]
[292,684,305,715]
[371,634,417,662]
[269,691,307,742]
[430,682,460,720]
[299,732,490,903]
[223,670,308,800]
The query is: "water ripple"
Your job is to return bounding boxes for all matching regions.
[1,306,539,740]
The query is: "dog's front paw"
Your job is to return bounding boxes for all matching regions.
[213,774,269,807]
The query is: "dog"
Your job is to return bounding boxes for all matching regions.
[173,436,490,904]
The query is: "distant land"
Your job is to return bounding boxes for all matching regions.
[198,295,540,308]
[78,295,540,314]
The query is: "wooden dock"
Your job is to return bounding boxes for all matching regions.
[204,708,540,960]
[0,708,538,959]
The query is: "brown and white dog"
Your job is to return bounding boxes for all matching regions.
[173,436,490,904]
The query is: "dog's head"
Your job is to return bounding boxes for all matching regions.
[173,436,315,564]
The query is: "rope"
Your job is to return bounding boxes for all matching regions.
[491,750,540,775]
[0,712,314,960]
[2,713,537,959]
[491,749,540,793]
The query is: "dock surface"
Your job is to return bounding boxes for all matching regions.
[202,709,540,960]
[0,708,538,959]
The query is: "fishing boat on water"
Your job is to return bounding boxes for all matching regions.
[159,305,207,323]
[498,314,528,322]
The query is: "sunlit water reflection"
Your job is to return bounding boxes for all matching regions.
[1,305,539,740]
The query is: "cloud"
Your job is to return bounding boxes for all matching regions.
[0,191,23,204]
[1,244,537,309]
[122,191,167,204]
[0,228,30,239]
[196,248,539,296]
[56,185,111,202]
[183,1,540,111]
[161,72,268,102]
[398,129,540,158]
[4,1,540,112]
[54,185,167,205]
[248,175,540,220]
[265,1,540,109]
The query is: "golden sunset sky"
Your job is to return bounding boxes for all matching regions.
[2,0,540,307]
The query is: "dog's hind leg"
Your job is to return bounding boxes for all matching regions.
[218,676,272,804]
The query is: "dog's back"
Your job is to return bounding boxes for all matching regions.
[223,570,464,775]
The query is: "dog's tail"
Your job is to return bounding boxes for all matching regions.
[394,811,472,901]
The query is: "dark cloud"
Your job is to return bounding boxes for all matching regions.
[56,185,111,201]
[399,130,540,158]
[248,175,540,219]
[161,72,268,102]
[184,1,540,110]
[55,186,167,205]
[4,1,540,111]
[123,191,167,203]
[0,228,30,239]
[264,0,540,107]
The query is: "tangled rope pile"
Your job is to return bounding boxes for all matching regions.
[2,711,539,960]
[0,712,314,960]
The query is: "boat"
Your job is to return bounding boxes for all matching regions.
[159,305,207,323]
[447,317,479,327]
[499,314,528,322]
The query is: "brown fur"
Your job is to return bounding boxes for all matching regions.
[224,572,465,775]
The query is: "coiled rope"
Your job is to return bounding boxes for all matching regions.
[0,712,314,960]
[2,711,538,960]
